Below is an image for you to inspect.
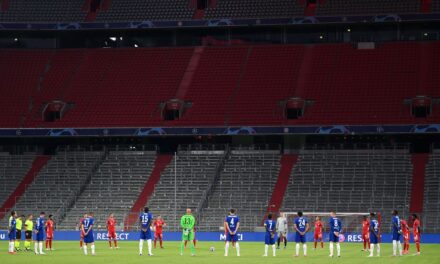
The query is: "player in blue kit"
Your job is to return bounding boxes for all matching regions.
[82,212,96,255]
[294,211,310,257]
[391,210,403,256]
[368,212,380,257]
[263,213,276,257]
[328,211,342,257]
[139,207,153,256]
[224,208,240,257]
[34,212,46,255]
[8,211,17,254]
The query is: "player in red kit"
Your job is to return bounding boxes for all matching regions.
[401,218,410,254]
[361,215,370,251]
[107,213,118,249]
[79,213,87,249]
[45,215,54,251]
[412,214,421,255]
[313,216,324,249]
[153,215,166,249]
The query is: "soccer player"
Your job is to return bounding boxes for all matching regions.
[361,215,370,252]
[400,218,410,254]
[412,214,421,255]
[180,208,196,256]
[224,209,240,257]
[8,211,17,254]
[314,216,324,250]
[153,215,166,249]
[79,213,87,249]
[328,211,342,257]
[34,212,46,255]
[263,213,276,257]
[24,214,33,251]
[107,213,118,249]
[391,210,403,256]
[82,212,96,255]
[15,215,23,251]
[276,213,288,249]
[46,215,54,251]
[294,211,309,257]
[184,227,197,248]
[368,212,380,257]
[139,207,153,256]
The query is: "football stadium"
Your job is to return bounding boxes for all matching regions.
[0,0,440,263]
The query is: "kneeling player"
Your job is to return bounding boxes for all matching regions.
[224,209,240,257]
[82,212,96,256]
[263,213,276,257]
[107,213,118,249]
[401,218,410,254]
[154,215,166,249]
[314,216,324,250]
[368,213,380,257]
[294,211,309,257]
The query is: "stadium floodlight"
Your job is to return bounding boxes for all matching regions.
[280,212,380,233]
[109,37,117,42]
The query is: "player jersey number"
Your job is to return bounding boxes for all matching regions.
[142,215,150,224]
[84,219,90,228]
[299,219,306,227]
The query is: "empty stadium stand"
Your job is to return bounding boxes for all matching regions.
[281,148,413,233]
[199,150,281,232]
[316,0,421,16]
[424,150,440,233]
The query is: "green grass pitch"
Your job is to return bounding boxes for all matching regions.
[1,241,438,264]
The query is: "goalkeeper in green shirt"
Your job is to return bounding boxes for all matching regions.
[180,208,196,256]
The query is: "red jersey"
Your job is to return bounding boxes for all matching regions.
[154,219,165,234]
[401,220,409,235]
[413,219,420,235]
[362,220,370,234]
[46,219,54,235]
[314,221,323,234]
[107,217,116,233]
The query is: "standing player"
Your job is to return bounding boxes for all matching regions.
[276,213,288,249]
[263,213,276,257]
[368,212,380,257]
[314,216,324,250]
[8,211,17,254]
[154,215,166,249]
[361,215,370,252]
[15,215,23,251]
[391,210,403,256]
[82,212,96,256]
[34,212,46,255]
[79,213,87,249]
[224,209,240,257]
[139,207,153,256]
[328,211,342,257]
[412,214,421,255]
[107,213,118,249]
[24,214,33,251]
[400,217,410,254]
[46,215,55,251]
[294,211,309,257]
[180,208,196,256]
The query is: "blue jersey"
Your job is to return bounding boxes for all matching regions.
[9,217,16,232]
[139,212,153,229]
[329,217,342,233]
[35,217,45,233]
[225,215,240,232]
[264,219,275,234]
[392,216,401,233]
[82,217,94,233]
[370,219,379,234]
[295,217,308,233]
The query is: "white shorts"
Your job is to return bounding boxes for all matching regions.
[277,232,287,238]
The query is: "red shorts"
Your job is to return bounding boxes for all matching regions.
[108,232,116,239]
[314,233,322,240]
[362,233,370,241]
[46,234,53,239]
[414,233,421,243]
[403,232,410,242]
[80,231,85,239]
[155,232,163,239]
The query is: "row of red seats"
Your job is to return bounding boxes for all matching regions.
[1,41,439,128]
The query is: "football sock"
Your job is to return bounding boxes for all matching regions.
[272,244,276,256]
[303,244,307,256]
[39,242,43,254]
[147,239,152,255]
[91,244,95,255]
[377,244,381,256]
[314,241,317,249]
[34,241,38,254]
[114,240,117,248]
[224,241,229,256]
[80,240,83,248]
[329,242,334,256]
[284,238,287,247]
[193,239,197,248]
[392,240,397,255]
[83,244,88,255]
[336,243,340,256]
[180,241,185,254]
[321,241,324,248]
[416,242,420,253]
[139,239,144,254]
[264,244,268,256]
[109,240,112,247]
[236,242,240,256]
[397,241,402,255]
[159,238,162,248]
[295,243,300,256]
[277,238,281,247]
[369,244,374,256]
[190,241,195,255]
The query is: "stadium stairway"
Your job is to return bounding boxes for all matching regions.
[410,153,429,216]
[264,154,298,219]
[124,154,173,230]
[0,155,51,220]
